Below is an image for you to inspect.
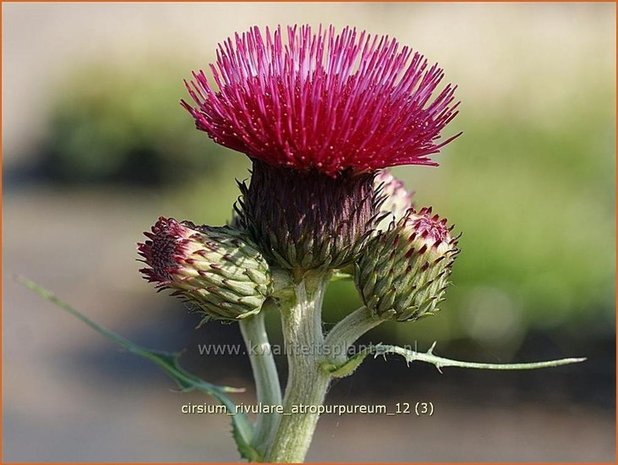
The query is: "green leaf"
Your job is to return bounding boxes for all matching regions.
[371,342,586,372]
[17,276,260,461]
[322,341,586,376]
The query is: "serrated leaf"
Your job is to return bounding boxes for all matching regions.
[322,341,585,378]
[17,276,261,461]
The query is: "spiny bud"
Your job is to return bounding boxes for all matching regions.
[374,170,414,232]
[355,207,459,322]
[138,217,272,321]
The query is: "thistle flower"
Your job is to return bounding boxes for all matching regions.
[374,170,414,232]
[182,25,459,175]
[182,25,459,271]
[138,217,272,321]
[356,207,459,322]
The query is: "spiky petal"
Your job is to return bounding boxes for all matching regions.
[182,25,460,176]
[355,207,459,322]
[138,217,272,321]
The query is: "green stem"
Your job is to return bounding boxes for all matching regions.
[324,306,386,364]
[265,273,331,463]
[239,311,282,455]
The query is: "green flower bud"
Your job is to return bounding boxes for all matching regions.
[138,217,272,321]
[355,207,459,322]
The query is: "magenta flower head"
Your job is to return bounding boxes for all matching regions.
[182,25,460,273]
[138,217,272,321]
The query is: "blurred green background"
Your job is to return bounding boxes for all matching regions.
[4,2,615,462]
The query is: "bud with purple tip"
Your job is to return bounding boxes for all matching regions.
[138,217,272,321]
[356,207,459,322]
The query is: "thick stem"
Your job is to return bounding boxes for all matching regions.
[265,273,331,463]
[239,311,282,454]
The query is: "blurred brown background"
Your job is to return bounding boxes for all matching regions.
[3,2,615,462]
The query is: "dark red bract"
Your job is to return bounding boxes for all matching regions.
[137,217,193,286]
[182,25,460,176]
[407,207,451,246]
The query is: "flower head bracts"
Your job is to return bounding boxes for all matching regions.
[404,207,453,256]
[182,25,460,176]
[356,207,459,322]
[138,217,272,320]
[236,161,378,272]
[138,217,200,286]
